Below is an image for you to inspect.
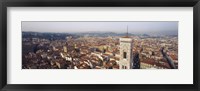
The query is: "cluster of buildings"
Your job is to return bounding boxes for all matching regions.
[22,32,178,69]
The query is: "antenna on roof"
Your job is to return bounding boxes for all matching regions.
[126,25,128,37]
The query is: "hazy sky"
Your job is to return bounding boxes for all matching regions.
[22,21,178,35]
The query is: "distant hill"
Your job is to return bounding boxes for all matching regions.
[22,32,78,40]
[22,31,177,39]
[74,32,135,37]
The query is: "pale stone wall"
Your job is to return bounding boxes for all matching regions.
[119,38,133,69]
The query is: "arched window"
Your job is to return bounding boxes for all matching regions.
[123,52,127,59]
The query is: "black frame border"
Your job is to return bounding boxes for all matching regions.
[0,0,199,91]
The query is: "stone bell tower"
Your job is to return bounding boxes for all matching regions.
[119,26,133,69]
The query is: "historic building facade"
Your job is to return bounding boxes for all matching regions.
[119,37,133,69]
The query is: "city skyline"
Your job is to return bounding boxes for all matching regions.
[22,21,178,35]
[22,21,178,69]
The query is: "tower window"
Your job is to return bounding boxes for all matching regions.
[123,52,127,59]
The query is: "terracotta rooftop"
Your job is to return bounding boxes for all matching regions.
[122,36,131,38]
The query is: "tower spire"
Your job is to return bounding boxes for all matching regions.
[126,25,128,37]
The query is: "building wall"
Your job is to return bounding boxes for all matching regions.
[119,38,133,69]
